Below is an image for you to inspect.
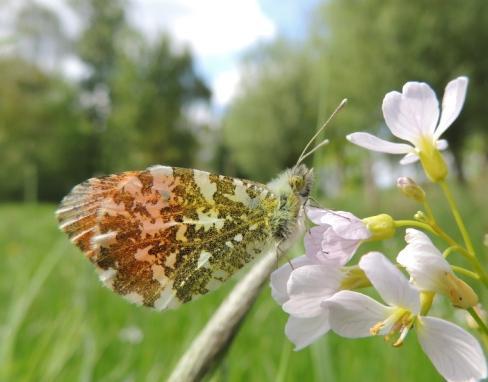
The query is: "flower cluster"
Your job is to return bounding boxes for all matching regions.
[271,77,487,382]
[270,209,370,349]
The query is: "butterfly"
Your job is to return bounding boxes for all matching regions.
[56,101,344,311]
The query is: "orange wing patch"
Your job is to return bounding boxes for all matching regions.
[56,165,279,310]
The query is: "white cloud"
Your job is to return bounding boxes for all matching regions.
[130,0,277,107]
[213,67,242,108]
[131,0,276,57]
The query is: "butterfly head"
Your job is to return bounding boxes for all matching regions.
[289,164,313,199]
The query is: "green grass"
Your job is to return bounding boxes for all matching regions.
[0,181,486,381]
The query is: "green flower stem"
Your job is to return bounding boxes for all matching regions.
[427,222,463,253]
[422,200,435,222]
[394,220,437,235]
[437,181,488,285]
[467,307,488,337]
[466,257,488,288]
[439,181,476,257]
[443,246,463,258]
[451,265,480,281]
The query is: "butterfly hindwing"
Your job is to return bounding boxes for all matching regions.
[56,165,280,310]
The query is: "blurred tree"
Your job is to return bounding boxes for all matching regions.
[224,0,488,186]
[0,0,210,202]
[72,0,126,89]
[14,1,68,70]
[313,0,488,182]
[0,58,91,202]
[222,40,322,182]
[72,0,211,174]
[129,37,211,167]
[105,36,211,171]
[70,0,128,174]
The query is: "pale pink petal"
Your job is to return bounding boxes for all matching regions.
[286,264,343,298]
[285,313,330,351]
[347,132,413,154]
[305,206,336,225]
[398,229,452,294]
[399,152,420,165]
[283,265,343,317]
[304,209,369,266]
[270,256,316,305]
[437,139,449,150]
[397,250,451,294]
[383,85,438,145]
[404,228,436,247]
[304,226,328,260]
[305,208,370,240]
[325,212,370,241]
[359,252,420,313]
[401,81,440,137]
[417,316,487,382]
[324,290,394,338]
[383,91,423,143]
[320,234,361,266]
[435,77,469,140]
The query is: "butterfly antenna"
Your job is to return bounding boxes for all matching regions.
[295,98,348,166]
[298,139,330,163]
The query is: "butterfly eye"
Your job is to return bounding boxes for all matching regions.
[291,176,304,191]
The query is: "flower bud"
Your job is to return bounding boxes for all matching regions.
[414,211,427,222]
[418,137,448,182]
[396,177,426,203]
[445,273,479,309]
[362,214,395,241]
[340,266,371,290]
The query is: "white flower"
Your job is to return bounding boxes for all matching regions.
[347,77,468,181]
[305,207,371,266]
[324,252,487,382]
[270,207,371,350]
[397,229,452,293]
[270,255,317,305]
[325,252,420,340]
[397,229,478,309]
[270,254,343,350]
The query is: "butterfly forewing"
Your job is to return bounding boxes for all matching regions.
[56,165,280,310]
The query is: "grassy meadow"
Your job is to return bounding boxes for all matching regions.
[1,180,487,381]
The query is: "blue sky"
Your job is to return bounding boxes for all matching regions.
[260,0,321,39]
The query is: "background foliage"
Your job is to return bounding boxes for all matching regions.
[1,0,487,201]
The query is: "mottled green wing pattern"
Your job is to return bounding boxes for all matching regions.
[56,165,280,310]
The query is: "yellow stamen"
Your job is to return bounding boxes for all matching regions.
[370,321,384,336]
[370,309,415,347]
[393,326,410,347]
